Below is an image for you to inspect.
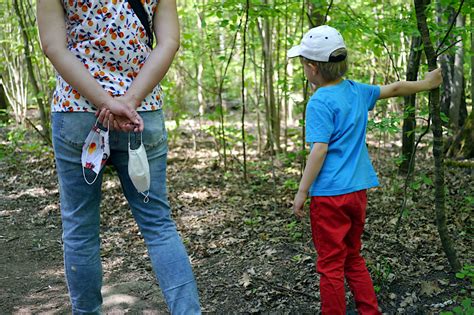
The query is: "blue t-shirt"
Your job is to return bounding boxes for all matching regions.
[305,80,380,196]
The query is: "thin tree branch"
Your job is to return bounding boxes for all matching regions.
[345,5,401,80]
[323,0,334,24]
[395,113,431,231]
[436,39,462,58]
[436,0,465,55]
[25,116,52,146]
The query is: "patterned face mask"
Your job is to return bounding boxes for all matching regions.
[81,120,110,185]
[128,132,150,203]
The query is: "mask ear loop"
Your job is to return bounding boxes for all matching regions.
[141,192,150,203]
[83,166,100,185]
[82,119,109,185]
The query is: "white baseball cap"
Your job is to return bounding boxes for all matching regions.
[288,25,346,62]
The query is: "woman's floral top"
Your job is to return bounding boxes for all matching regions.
[52,0,163,112]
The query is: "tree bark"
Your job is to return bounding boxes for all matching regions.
[13,0,50,140]
[196,7,206,116]
[400,36,422,176]
[447,110,474,159]
[436,3,455,119]
[258,0,279,154]
[414,0,461,273]
[241,0,249,181]
[0,83,9,123]
[449,13,465,129]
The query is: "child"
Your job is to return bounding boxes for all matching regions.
[288,25,442,315]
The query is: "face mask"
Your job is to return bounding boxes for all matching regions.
[128,132,150,203]
[81,119,110,185]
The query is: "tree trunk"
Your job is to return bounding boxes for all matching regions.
[400,36,422,176]
[0,83,9,123]
[436,3,455,119]
[241,0,249,181]
[258,0,279,154]
[13,0,50,140]
[472,9,474,112]
[449,13,465,129]
[196,8,206,116]
[447,110,474,159]
[414,0,461,273]
[283,0,289,152]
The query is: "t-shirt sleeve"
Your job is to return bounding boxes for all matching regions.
[357,82,380,111]
[305,97,334,143]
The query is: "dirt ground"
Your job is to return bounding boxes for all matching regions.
[0,126,472,314]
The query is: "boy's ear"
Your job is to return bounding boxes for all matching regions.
[308,62,318,74]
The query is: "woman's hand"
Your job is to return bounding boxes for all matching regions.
[97,98,144,132]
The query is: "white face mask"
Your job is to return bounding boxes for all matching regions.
[81,120,110,185]
[128,132,150,203]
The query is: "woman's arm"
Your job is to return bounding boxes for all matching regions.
[122,0,180,107]
[378,68,442,99]
[37,0,142,131]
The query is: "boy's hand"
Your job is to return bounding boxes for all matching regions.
[293,191,307,218]
[424,68,442,90]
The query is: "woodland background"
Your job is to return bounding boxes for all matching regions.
[0,0,473,314]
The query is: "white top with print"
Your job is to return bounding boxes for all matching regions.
[52,0,163,112]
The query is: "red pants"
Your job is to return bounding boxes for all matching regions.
[310,190,381,315]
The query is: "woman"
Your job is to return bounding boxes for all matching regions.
[37,0,201,314]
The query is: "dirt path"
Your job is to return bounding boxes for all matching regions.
[1,130,472,314]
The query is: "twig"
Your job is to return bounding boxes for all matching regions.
[395,109,431,231]
[345,5,401,80]
[25,116,52,146]
[444,159,474,168]
[253,275,318,300]
[323,0,334,25]
[435,0,465,55]
[436,39,462,58]
[6,236,19,242]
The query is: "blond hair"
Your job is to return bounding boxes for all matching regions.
[303,48,348,82]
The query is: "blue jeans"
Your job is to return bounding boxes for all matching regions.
[52,111,201,315]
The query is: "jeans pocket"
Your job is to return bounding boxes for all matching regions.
[52,112,97,149]
[141,110,167,150]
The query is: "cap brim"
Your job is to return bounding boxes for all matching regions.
[287,45,302,58]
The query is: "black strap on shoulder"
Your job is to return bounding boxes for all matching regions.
[126,0,154,48]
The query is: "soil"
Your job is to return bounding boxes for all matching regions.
[0,126,472,314]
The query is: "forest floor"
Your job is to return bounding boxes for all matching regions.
[0,121,473,314]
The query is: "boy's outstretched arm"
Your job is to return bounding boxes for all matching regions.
[378,68,442,99]
[293,143,328,218]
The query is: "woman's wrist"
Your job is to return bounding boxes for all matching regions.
[122,92,142,109]
[97,93,115,110]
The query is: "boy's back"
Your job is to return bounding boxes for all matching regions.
[306,80,380,196]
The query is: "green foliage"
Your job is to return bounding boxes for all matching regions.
[286,220,303,241]
[368,257,393,293]
[243,212,262,227]
[1,127,51,166]
[410,173,434,191]
[461,196,474,213]
[441,298,474,315]
[367,111,403,135]
[283,178,298,190]
[456,265,474,285]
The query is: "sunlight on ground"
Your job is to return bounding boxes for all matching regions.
[103,293,139,308]
[13,283,69,314]
[7,187,57,200]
